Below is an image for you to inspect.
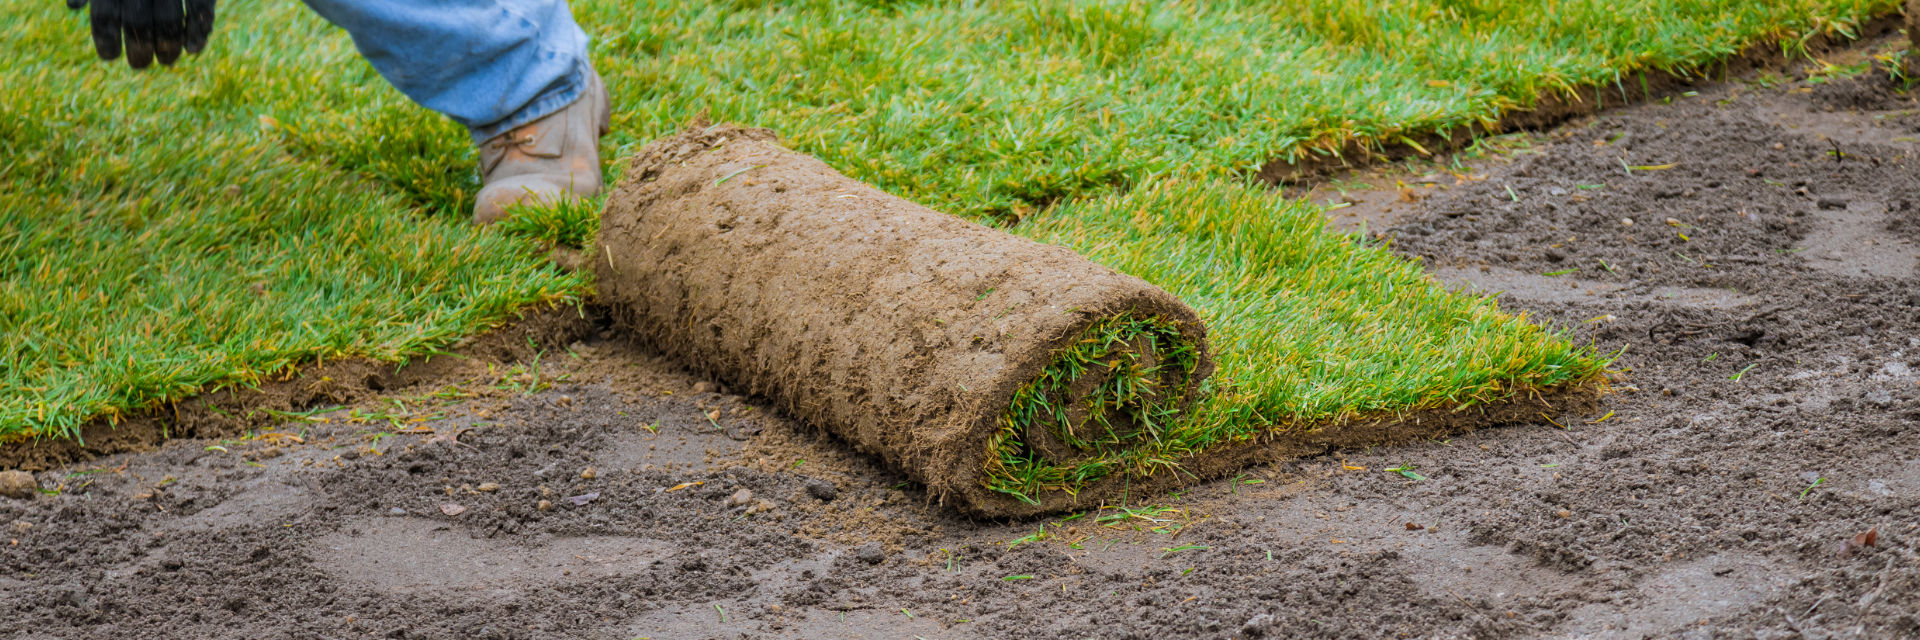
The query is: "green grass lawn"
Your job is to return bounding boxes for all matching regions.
[0,0,1891,453]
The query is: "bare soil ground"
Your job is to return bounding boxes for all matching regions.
[5,45,1920,640]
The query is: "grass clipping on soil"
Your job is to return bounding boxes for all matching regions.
[597,125,1603,516]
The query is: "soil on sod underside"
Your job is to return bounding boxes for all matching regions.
[5,48,1920,640]
[595,125,1213,516]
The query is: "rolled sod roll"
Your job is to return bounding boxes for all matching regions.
[594,124,1213,516]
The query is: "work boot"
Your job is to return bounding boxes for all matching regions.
[472,69,612,224]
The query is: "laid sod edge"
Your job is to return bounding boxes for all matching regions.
[971,175,1613,508]
[1266,12,1908,183]
[983,313,1607,506]
[994,378,1606,512]
[0,300,592,456]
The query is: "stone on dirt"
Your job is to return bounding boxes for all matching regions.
[805,479,836,502]
[855,542,886,565]
[1241,613,1276,637]
[725,488,753,507]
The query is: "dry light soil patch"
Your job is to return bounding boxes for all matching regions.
[4,50,1920,639]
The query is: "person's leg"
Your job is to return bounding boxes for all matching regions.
[300,0,609,223]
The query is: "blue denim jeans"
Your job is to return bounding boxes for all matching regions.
[299,0,591,143]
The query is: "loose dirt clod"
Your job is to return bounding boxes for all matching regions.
[805,479,837,502]
[595,124,1213,516]
[0,471,35,499]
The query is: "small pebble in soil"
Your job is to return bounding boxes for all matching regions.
[476,482,501,493]
[855,542,886,565]
[580,467,597,480]
[1556,510,1573,519]
[387,507,408,516]
[1241,613,1275,637]
[725,488,754,507]
[805,479,837,502]
[693,381,719,394]
[537,499,553,511]
[0,471,38,499]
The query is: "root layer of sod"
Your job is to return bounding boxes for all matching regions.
[988,314,1205,502]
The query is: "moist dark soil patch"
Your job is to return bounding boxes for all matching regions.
[6,42,1920,640]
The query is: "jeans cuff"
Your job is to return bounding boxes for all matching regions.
[467,60,590,145]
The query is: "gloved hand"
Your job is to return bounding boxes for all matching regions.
[67,0,216,69]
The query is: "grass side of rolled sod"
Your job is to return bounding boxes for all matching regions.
[986,314,1205,501]
[0,0,1888,446]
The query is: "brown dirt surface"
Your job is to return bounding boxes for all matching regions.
[6,41,1920,640]
[594,124,1212,516]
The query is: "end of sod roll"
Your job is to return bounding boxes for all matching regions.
[595,123,1213,516]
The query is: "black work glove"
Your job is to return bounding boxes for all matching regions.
[67,0,216,69]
